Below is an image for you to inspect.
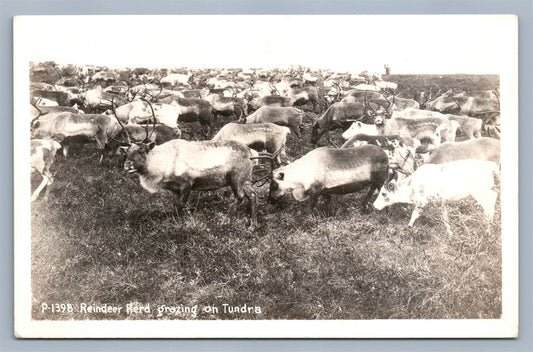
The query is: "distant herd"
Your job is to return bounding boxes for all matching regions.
[29,64,502,233]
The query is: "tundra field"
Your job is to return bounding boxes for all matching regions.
[30,73,502,320]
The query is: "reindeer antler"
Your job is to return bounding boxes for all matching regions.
[140,98,157,144]
[251,146,285,187]
[144,80,164,102]
[111,97,131,145]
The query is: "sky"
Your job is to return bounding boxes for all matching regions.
[14,15,515,74]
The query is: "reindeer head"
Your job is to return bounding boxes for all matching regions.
[109,96,157,165]
[123,142,155,174]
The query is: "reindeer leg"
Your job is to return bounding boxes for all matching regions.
[227,176,256,227]
[226,196,244,221]
[242,181,258,229]
[42,169,54,200]
[361,185,379,214]
[441,200,452,235]
[279,147,291,165]
[323,130,333,146]
[31,174,49,202]
[202,124,211,138]
[308,193,320,215]
[177,182,192,215]
[408,205,422,227]
[292,125,302,138]
[167,180,192,215]
[62,145,69,158]
[322,193,334,216]
[328,138,340,148]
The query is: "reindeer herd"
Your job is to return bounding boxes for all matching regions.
[29,64,502,233]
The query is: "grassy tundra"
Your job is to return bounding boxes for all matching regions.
[30,74,501,320]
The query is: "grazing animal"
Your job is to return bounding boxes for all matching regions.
[127,83,162,96]
[286,86,319,111]
[176,89,209,99]
[106,101,148,124]
[375,81,398,91]
[311,101,376,144]
[212,80,243,90]
[342,90,391,110]
[374,114,459,149]
[480,112,501,139]
[213,123,291,165]
[342,121,379,139]
[167,97,215,136]
[341,134,419,150]
[460,93,500,116]
[83,86,126,110]
[341,134,420,180]
[124,139,258,228]
[105,124,181,157]
[387,96,420,111]
[268,145,389,213]
[426,91,499,116]
[30,105,81,120]
[30,139,62,201]
[154,91,186,103]
[445,114,483,139]
[205,94,248,119]
[302,72,320,85]
[124,101,181,128]
[207,88,235,98]
[160,73,190,87]
[91,71,118,84]
[33,97,59,107]
[244,81,277,99]
[32,90,70,106]
[392,108,482,140]
[427,138,500,165]
[353,84,380,92]
[245,106,304,137]
[31,112,120,157]
[390,107,445,119]
[373,159,500,235]
[425,92,463,114]
[248,95,294,111]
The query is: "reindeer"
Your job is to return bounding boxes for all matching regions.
[268,145,389,214]
[212,123,291,166]
[123,139,261,229]
[30,139,62,201]
[120,101,283,229]
[311,95,391,146]
[30,110,120,159]
[105,98,181,158]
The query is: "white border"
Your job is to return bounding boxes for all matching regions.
[14,15,519,338]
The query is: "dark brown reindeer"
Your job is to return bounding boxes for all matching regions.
[311,94,391,146]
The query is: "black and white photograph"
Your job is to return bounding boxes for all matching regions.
[14,15,518,338]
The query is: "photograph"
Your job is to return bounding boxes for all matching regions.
[14,15,518,338]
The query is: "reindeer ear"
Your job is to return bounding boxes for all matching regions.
[147,141,156,150]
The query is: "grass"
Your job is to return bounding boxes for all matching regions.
[29,74,501,320]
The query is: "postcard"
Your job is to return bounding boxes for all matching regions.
[14,15,518,338]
